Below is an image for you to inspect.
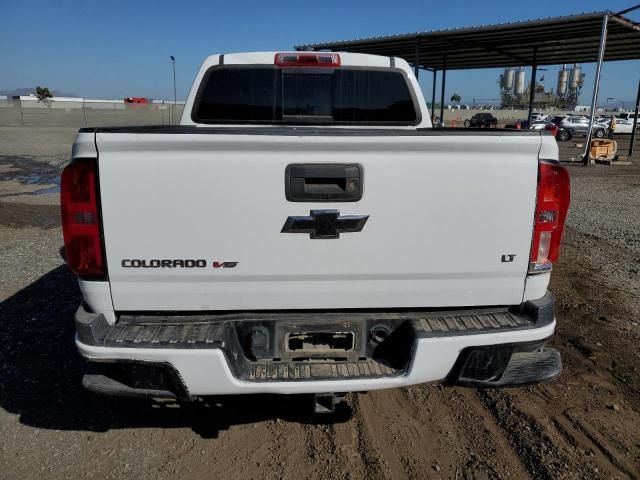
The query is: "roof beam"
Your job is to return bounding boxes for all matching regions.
[426,35,533,65]
[295,11,640,70]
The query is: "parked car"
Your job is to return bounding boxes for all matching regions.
[534,121,572,141]
[64,51,567,411]
[616,113,637,121]
[464,112,498,128]
[530,120,552,130]
[561,115,608,138]
[613,113,639,134]
[531,112,548,122]
[550,115,567,126]
[556,126,572,142]
[505,120,571,141]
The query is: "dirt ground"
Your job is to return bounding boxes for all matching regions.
[0,127,639,480]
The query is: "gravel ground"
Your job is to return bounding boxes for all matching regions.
[0,127,76,167]
[1,128,639,480]
[567,165,640,254]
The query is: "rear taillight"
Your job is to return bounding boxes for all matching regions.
[61,159,106,279]
[529,161,570,273]
[274,52,341,67]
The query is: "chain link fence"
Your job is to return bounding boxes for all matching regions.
[0,99,185,127]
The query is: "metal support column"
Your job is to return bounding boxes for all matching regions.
[583,14,609,165]
[527,47,538,126]
[628,78,640,157]
[439,56,447,127]
[170,55,177,125]
[431,69,437,126]
[414,38,420,79]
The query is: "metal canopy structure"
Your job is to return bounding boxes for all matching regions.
[295,12,640,70]
[296,9,640,162]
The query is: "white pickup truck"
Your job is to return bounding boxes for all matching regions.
[63,52,570,412]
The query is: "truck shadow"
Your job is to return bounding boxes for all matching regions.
[0,266,352,438]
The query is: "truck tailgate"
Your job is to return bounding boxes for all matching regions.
[96,130,540,311]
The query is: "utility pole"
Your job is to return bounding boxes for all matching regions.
[170,56,177,124]
[439,55,447,127]
[414,37,420,80]
[527,47,538,126]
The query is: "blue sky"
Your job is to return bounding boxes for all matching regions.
[1,0,638,106]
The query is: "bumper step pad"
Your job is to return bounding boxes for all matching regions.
[105,323,227,349]
[79,305,545,351]
[248,359,400,382]
[411,310,531,335]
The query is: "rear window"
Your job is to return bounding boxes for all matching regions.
[193,67,418,125]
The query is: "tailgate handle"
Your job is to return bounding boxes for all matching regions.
[285,164,363,202]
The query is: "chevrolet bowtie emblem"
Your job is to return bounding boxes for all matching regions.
[281,209,369,239]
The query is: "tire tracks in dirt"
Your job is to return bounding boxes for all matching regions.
[351,385,531,479]
[471,229,640,480]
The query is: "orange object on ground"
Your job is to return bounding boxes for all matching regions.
[589,139,617,160]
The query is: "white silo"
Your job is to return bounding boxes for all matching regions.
[557,66,568,96]
[502,68,515,90]
[569,65,581,90]
[514,69,526,95]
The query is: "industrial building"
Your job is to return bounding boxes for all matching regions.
[499,65,585,110]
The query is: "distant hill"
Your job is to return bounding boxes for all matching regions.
[0,87,78,97]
